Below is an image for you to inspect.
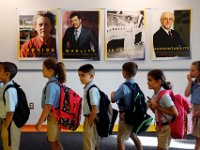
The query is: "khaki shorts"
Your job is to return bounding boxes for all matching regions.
[156,125,171,149]
[192,105,200,138]
[47,112,61,142]
[117,113,137,141]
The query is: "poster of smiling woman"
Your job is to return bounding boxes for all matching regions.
[18,9,57,60]
[105,10,146,60]
[151,9,191,60]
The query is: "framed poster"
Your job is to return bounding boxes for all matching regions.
[61,9,100,60]
[151,9,191,60]
[105,10,146,60]
[18,9,58,60]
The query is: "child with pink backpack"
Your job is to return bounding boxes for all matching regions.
[147,69,178,150]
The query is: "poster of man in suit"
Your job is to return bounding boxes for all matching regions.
[151,9,191,60]
[105,10,145,60]
[62,10,100,60]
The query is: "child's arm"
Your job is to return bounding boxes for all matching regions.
[5,112,14,128]
[35,104,51,131]
[185,74,193,97]
[88,105,98,126]
[155,104,178,117]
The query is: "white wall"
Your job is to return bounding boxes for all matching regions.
[0,0,199,125]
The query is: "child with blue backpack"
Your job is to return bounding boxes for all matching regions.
[147,69,178,150]
[111,62,142,150]
[0,62,21,150]
[185,61,200,150]
[78,64,100,150]
[35,58,66,150]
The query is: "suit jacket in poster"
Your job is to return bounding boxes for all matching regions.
[153,27,185,49]
[62,26,99,59]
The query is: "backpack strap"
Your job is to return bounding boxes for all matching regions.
[86,84,99,112]
[45,80,61,119]
[157,90,174,128]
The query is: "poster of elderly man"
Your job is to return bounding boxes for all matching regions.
[105,10,145,60]
[151,9,191,60]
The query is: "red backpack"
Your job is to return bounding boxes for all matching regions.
[157,90,191,139]
[52,84,82,131]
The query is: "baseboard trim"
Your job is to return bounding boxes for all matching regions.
[21,125,156,132]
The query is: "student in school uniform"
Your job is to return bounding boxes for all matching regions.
[0,62,21,150]
[35,58,66,150]
[147,69,178,150]
[78,64,100,150]
[111,62,142,150]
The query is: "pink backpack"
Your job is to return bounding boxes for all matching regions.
[52,84,82,131]
[157,90,191,139]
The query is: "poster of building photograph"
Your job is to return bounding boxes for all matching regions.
[151,9,191,60]
[105,10,146,60]
[18,9,57,60]
[61,9,100,60]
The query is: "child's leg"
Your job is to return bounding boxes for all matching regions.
[1,120,11,150]
[10,121,21,150]
[47,112,62,150]
[83,117,98,150]
[156,125,171,150]
[130,133,142,150]
[117,139,125,150]
[195,137,200,150]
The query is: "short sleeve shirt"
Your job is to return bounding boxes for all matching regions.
[83,81,100,115]
[112,79,135,112]
[152,87,174,122]
[0,81,3,88]
[41,76,60,108]
[191,81,200,104]
[0,81,17,118]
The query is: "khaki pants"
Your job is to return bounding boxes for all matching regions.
[83,117,99,150]
[1,121,21,150]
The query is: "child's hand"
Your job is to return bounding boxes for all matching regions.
[187,74,193,82]
[111,91,115,103]
[194,111,200,117]
[150,101,158,109]
[35,122,42,131]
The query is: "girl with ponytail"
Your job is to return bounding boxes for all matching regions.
[35,58,66,150]
[147,69,178,150]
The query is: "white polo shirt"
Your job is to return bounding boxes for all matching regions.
[0,81,17,118]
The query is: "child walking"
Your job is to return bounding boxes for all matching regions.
[78,64,100,150]
[147,69,178,150]
[184,61,200,150]
[110,62,142,150]
[0,62,21,150]
[35,58,66,150]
